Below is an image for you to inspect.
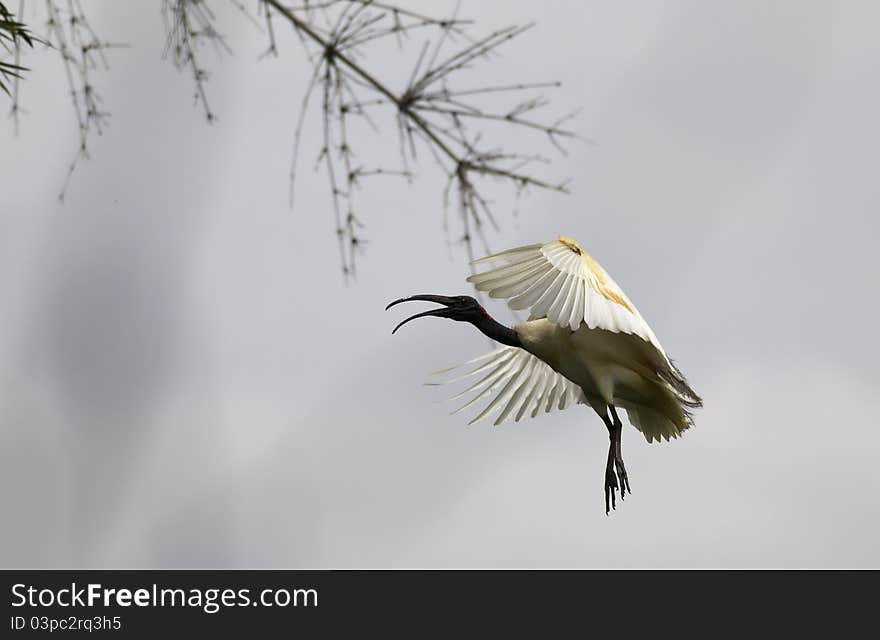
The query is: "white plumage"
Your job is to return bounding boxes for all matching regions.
[436,236,700,443]
[388,234,701,512]
[467,237,660,345]
[426,346,585,426]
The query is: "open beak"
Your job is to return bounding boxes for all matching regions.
[385,294,458,334]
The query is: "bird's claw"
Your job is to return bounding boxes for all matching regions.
[604,455,631,515]
[615,456,630,498]
[605,468,618,515]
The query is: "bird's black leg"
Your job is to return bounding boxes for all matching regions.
[609,405,631,496]
[602,412,618,515]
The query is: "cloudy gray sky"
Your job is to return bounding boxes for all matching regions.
[1,1,878,568]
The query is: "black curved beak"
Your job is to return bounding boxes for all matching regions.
[385,294,458,334]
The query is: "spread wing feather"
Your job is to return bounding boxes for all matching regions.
[467,237,663,352]
[426,347,585,426]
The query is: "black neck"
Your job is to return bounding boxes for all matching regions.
[472,314,521,348]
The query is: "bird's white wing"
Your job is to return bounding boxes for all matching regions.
[467,236,662,350]
[427,346,585,426]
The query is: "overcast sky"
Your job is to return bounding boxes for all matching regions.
[1,1,878,568]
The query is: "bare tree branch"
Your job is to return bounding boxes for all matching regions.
[162,0,233,123]
[6,1,580,278]
[263,0,576,278]
[44,0,125,200]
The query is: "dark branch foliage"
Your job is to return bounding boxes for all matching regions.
[1,0,39,130]
[7,1,578,275]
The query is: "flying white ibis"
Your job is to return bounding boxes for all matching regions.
[386,235,702,514]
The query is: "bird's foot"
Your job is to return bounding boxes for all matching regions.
[615,455,631,498]
[604,465,619,515]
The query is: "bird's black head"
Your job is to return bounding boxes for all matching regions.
[385,294,487,334]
